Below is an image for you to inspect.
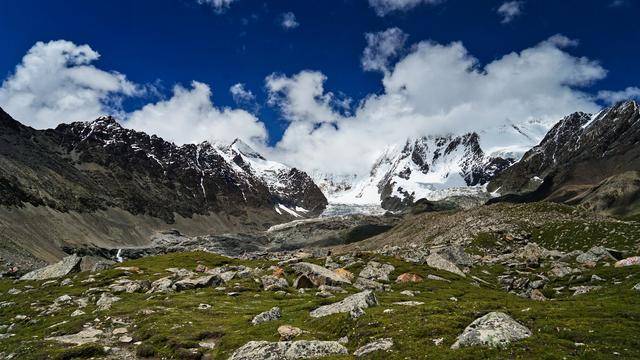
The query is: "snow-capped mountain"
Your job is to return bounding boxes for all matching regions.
[315,132,515,210]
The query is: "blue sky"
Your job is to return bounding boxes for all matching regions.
[1,0,639,174]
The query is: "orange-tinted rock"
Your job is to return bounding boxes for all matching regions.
[396,273,424,283]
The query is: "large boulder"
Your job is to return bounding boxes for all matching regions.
[451,312,532,349]
[432,245,473,267]
[20,254,81,281]
[229,340,348,360]
[576,246,615,264]
[425,253,466,277]
[172,275,221,291]
[310,290,378,318]
[359,261,395,281]
[291,262,352,287]
[261,275,289,291]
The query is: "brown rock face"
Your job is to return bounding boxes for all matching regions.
[396,273,424,283]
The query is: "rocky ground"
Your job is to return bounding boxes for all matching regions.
[0,202,639,359]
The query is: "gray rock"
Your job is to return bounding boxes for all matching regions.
[353,277,387,292]
[633,283,640,291]
[173,275,221,291]
[251,307,281,325]
[261,276,289,291]
[451,312,531,349]
[20,255,81,281]
[353,338,393,357]
[349,307,365,319]
[425,253,466,277]
[148,276,173,293]
[291,262,351,287]
[570,285,601,296]
[392,301,424,306]
[229,340,348,360]
[576,246,614,264]
[433,245,473,267]
[278,325,303,341]
[359,261,395,281]
[310,291,378,318]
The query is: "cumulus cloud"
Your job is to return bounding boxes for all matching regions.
[280,12,299,29]
[266,35,607,175]
[497,1,524,23]
[127,81,267,145]
[362,28,409,73]
[230,83,255,103]
[196,0,237,13]
[368,0,443,16]
[598,87,640,104]
[0,40,141,128]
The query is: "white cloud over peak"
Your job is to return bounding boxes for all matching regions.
[598,87,640,104]
[0,40,140,128]
[196,0,237,13]
[362,28,409,73]
[497,1,524,23]
[266,34,606,175]
[280,12,299,29]
[368,0,443,16]
[127,81,267,145]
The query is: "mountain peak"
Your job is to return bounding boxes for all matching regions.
[230,138,265,160]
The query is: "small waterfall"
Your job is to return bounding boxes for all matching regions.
[115,249,124,263]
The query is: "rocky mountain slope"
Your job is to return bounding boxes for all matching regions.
[488,100,640,216]
[0,107,326,267]
[317,133,514,210]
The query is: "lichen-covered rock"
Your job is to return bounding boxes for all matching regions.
[96,293,121,311]
[353,277,387,292]
[310,290,378,318]
[261,275,289,291]
[576,246,614,264]
[20,255,81,281]
[353,338,393,357]
[229,340,347,360]
[359,261,395,281]
[45,327,103,345]
[278,325,303,341]
[615,256,640,267]
[148,276,173,293]
[425,253,466,277]
[291,262,351,286]
[251,307,281,325]
[451,312,532,349]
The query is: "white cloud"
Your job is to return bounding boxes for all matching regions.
[597,87,640,104]
[497,1,524,23]
[368,0,443,16]
[127,81,267,145]
[0,40,140,129]
[280,12,299,29]
[266,35,607,175]
[362,28,408,73]
[230,83,255,103]
[196,0,237,13]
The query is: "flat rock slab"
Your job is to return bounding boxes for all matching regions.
[310,290,378,318]
[354,338,393,357]
[20,254,81,281]
[229,340,348,360]
[252,306,281,325]
[451,312,532,349]
[45,327,103,345]
[425,253,466,277]
[291,262,352,286]
[173,275,221,291]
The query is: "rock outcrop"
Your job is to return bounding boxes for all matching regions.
[451,312,532,349]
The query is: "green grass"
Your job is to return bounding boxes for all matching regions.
[0,251,639,359]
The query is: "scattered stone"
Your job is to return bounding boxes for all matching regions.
[310,291,378,318]
[393,301,424,306]
[433,245,473,267]
[359,261,395,281]
[148,276,173,293]
[229,340,348,360]
[60,278,73,286]
[70,309,85,317]
[96,293,121,311]
[261,275,289,291]
[451,312,532,349]
[198,304,212,310]
[315,290,334,298]
[119,335,133,343]
[577,246,614,264]
[20,254,81,281]
[615,256,640,267]
[333,268,354,282]
[548,263,576,278]
[400,290,418,297]
[519,243,545,265]
[432,337,444,346]
[396,273,423,283]
[293,275,315,289]
[45,327,103,345]
[591,274,605,282]
[291,262,352,287]
[571,286,601,296]
[251,307,281,325]
[632,283,640,291]
[7,288,22,295]
[112,327,128,335]
[353,338,393,357]
[425,253,466,277]
[272,267,285,278]
[278,325,303,341]
[338,336,349,344]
